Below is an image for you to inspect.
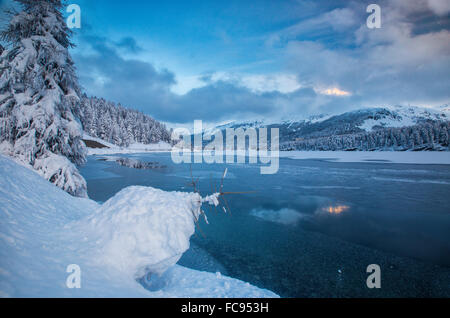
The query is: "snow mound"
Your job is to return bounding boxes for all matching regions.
[0,155,277,297]
[77,186,203,278]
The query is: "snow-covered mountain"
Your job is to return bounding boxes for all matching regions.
[200,105,450,151]
[206,105,449,136]
[357,105,449,132]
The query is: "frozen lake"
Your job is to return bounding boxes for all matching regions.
[80,153,450,297]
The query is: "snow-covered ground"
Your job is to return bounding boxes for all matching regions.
[83,134,173,155]
[0,155,277,298]
[280,151,450,164]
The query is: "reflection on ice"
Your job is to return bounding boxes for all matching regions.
[321,205,350,215]
[250,208,305,225]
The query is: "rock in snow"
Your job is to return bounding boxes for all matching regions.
[0,155,277,298]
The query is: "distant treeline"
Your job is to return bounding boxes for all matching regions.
[78,95,172,147]
[280,121,450,151]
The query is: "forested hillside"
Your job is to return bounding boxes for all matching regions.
[78,95,172,147]
[281,121,450,151]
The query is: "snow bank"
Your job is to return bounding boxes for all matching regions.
[83,134,172,155]
[0,155,277,297]
[33,153,88,198]
[76,186,203,278]
[0,141,88,198]
[82,133,116,148]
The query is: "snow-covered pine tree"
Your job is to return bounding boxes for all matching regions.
[0,0,88,197]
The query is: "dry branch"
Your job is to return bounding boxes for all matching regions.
[186,166,256,237]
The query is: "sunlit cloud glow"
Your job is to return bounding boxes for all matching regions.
[322,205,350,215]
[320,87,352,97]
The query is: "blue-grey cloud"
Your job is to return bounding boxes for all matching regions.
[274,0,450,109]
[71,0,450,124]
[115,37,143,53]
[73,35,283,123]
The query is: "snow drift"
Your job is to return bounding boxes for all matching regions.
[76,186,205,278]
[0,155,277,297]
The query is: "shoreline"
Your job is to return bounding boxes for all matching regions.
[88,149,450,165]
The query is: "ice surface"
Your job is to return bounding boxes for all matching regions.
[280,151,450,165]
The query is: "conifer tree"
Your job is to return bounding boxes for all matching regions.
[0,0,88,197]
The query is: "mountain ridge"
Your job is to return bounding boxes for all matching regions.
[199,105,450,151]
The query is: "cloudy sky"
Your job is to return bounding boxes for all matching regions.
[2,0,450,125]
